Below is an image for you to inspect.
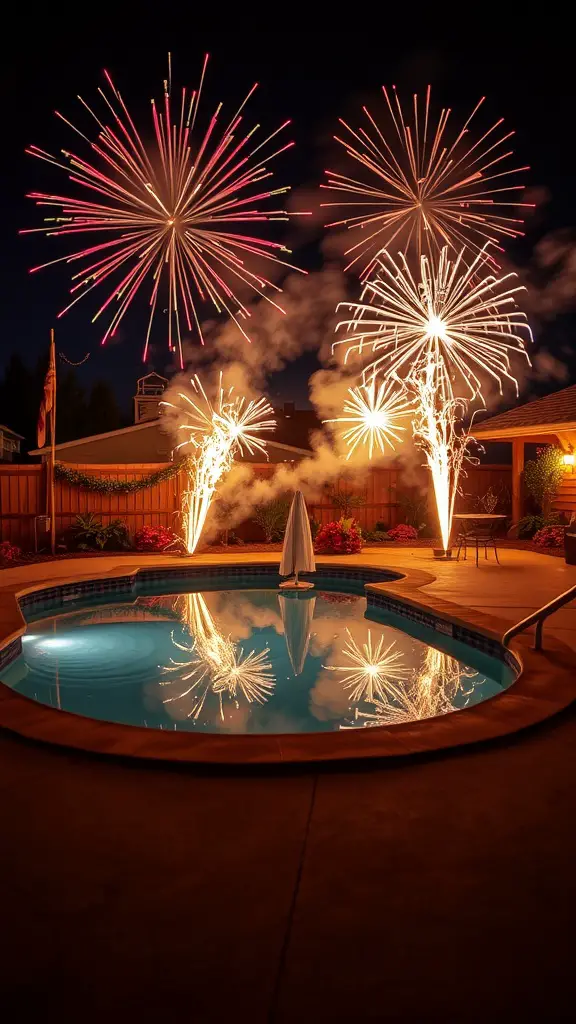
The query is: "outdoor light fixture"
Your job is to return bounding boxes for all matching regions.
[563,447,575,471]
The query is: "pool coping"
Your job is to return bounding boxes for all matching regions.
[0,557,574,764]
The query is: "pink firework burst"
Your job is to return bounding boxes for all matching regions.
[22,54,307,365]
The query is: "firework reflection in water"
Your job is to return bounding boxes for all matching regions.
[160,593,275,723]
[343,646,480,729]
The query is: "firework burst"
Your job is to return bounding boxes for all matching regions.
[322,85,532,275]
[335,245,532,400]
[323,628,409,703]
[325,373,411,460]
[162,373,275,554]
[22,55,306,364]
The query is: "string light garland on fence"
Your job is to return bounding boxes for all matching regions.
[54,457,192,494]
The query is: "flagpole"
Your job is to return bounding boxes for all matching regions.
[49,328,56,555]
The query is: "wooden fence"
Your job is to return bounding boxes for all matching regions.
[0,463,186,549]
[0,460,513,549]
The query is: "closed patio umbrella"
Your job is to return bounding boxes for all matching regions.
[278,593,316,675]
[279,490,315,590]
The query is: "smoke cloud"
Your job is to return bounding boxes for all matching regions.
[175,267,347,397]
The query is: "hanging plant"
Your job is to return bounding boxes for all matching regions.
[54,456,193,495]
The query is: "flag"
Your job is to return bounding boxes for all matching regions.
[37,332,56,449]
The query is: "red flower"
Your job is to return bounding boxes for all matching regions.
[0,540,21,562]
[388,524,418,542]
[134,525,177,552]
[314,519,362,555]
[532,525,564,549]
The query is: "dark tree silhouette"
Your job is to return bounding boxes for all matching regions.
[86,380,122,436]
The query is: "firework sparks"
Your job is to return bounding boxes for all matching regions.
[325,373,411,460]
[162,373,275,554]
[349,647,479,728]
[336,245,532,400]
[160,593,275,722]
[322,85,532,275]
[323,628,409,703]
[22,55,307,364]
[335,245,531,548]
[409,356,472,550]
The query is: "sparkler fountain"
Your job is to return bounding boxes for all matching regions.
[161,374,275,555]
[334,246,532,553]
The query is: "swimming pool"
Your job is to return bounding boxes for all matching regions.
[1,572,514,736]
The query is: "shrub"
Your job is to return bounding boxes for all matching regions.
[388,523,419,542]
[0,540,22,562]
[532,525,565,549]
[134,525,177,552]
[327,485,366,518]
[524,446,564,517]
[516,513,559,539]
[364,530,391,542]
[253,497,291,543]
[314,518,362,555]
[72,514,130,551]
[374,520,388,532]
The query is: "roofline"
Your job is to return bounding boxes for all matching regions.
[473,422,576,440]
[29,419,160,455]
[264,440,313,456]
[0,425,25,439]
[29,419,313,457]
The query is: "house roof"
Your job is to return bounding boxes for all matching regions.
[0,424,24,439]
[474,383,576,439]
[29,418,313,458]
[29,419,162,455]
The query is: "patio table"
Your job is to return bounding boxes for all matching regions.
[452,514,507,565]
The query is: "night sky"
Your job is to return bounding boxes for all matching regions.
[2,16,575,417]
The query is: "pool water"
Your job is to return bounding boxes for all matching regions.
[2,579,514,735]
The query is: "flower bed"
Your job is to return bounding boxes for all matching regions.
[134,525,180,552]
[387,523,419,542]
[314,519,362,555]
[532,525,565,549]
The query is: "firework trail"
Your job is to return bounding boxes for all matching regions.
[22,55,307,364]
[322,85,532,275]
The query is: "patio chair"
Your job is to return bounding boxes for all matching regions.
[456,520,500,567]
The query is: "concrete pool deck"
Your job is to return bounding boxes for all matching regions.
[2,547,576,1018]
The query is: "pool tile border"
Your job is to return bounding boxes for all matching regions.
[0,556,573,764]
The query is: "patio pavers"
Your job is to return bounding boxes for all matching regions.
[1,548,576,1019]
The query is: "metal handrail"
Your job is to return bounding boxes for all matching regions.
[502,584,576,651]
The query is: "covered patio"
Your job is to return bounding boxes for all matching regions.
[474,383,576,523]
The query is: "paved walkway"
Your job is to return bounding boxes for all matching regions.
[1,549,576,1019]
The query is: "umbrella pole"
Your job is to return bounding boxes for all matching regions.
[294,571,299,587]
